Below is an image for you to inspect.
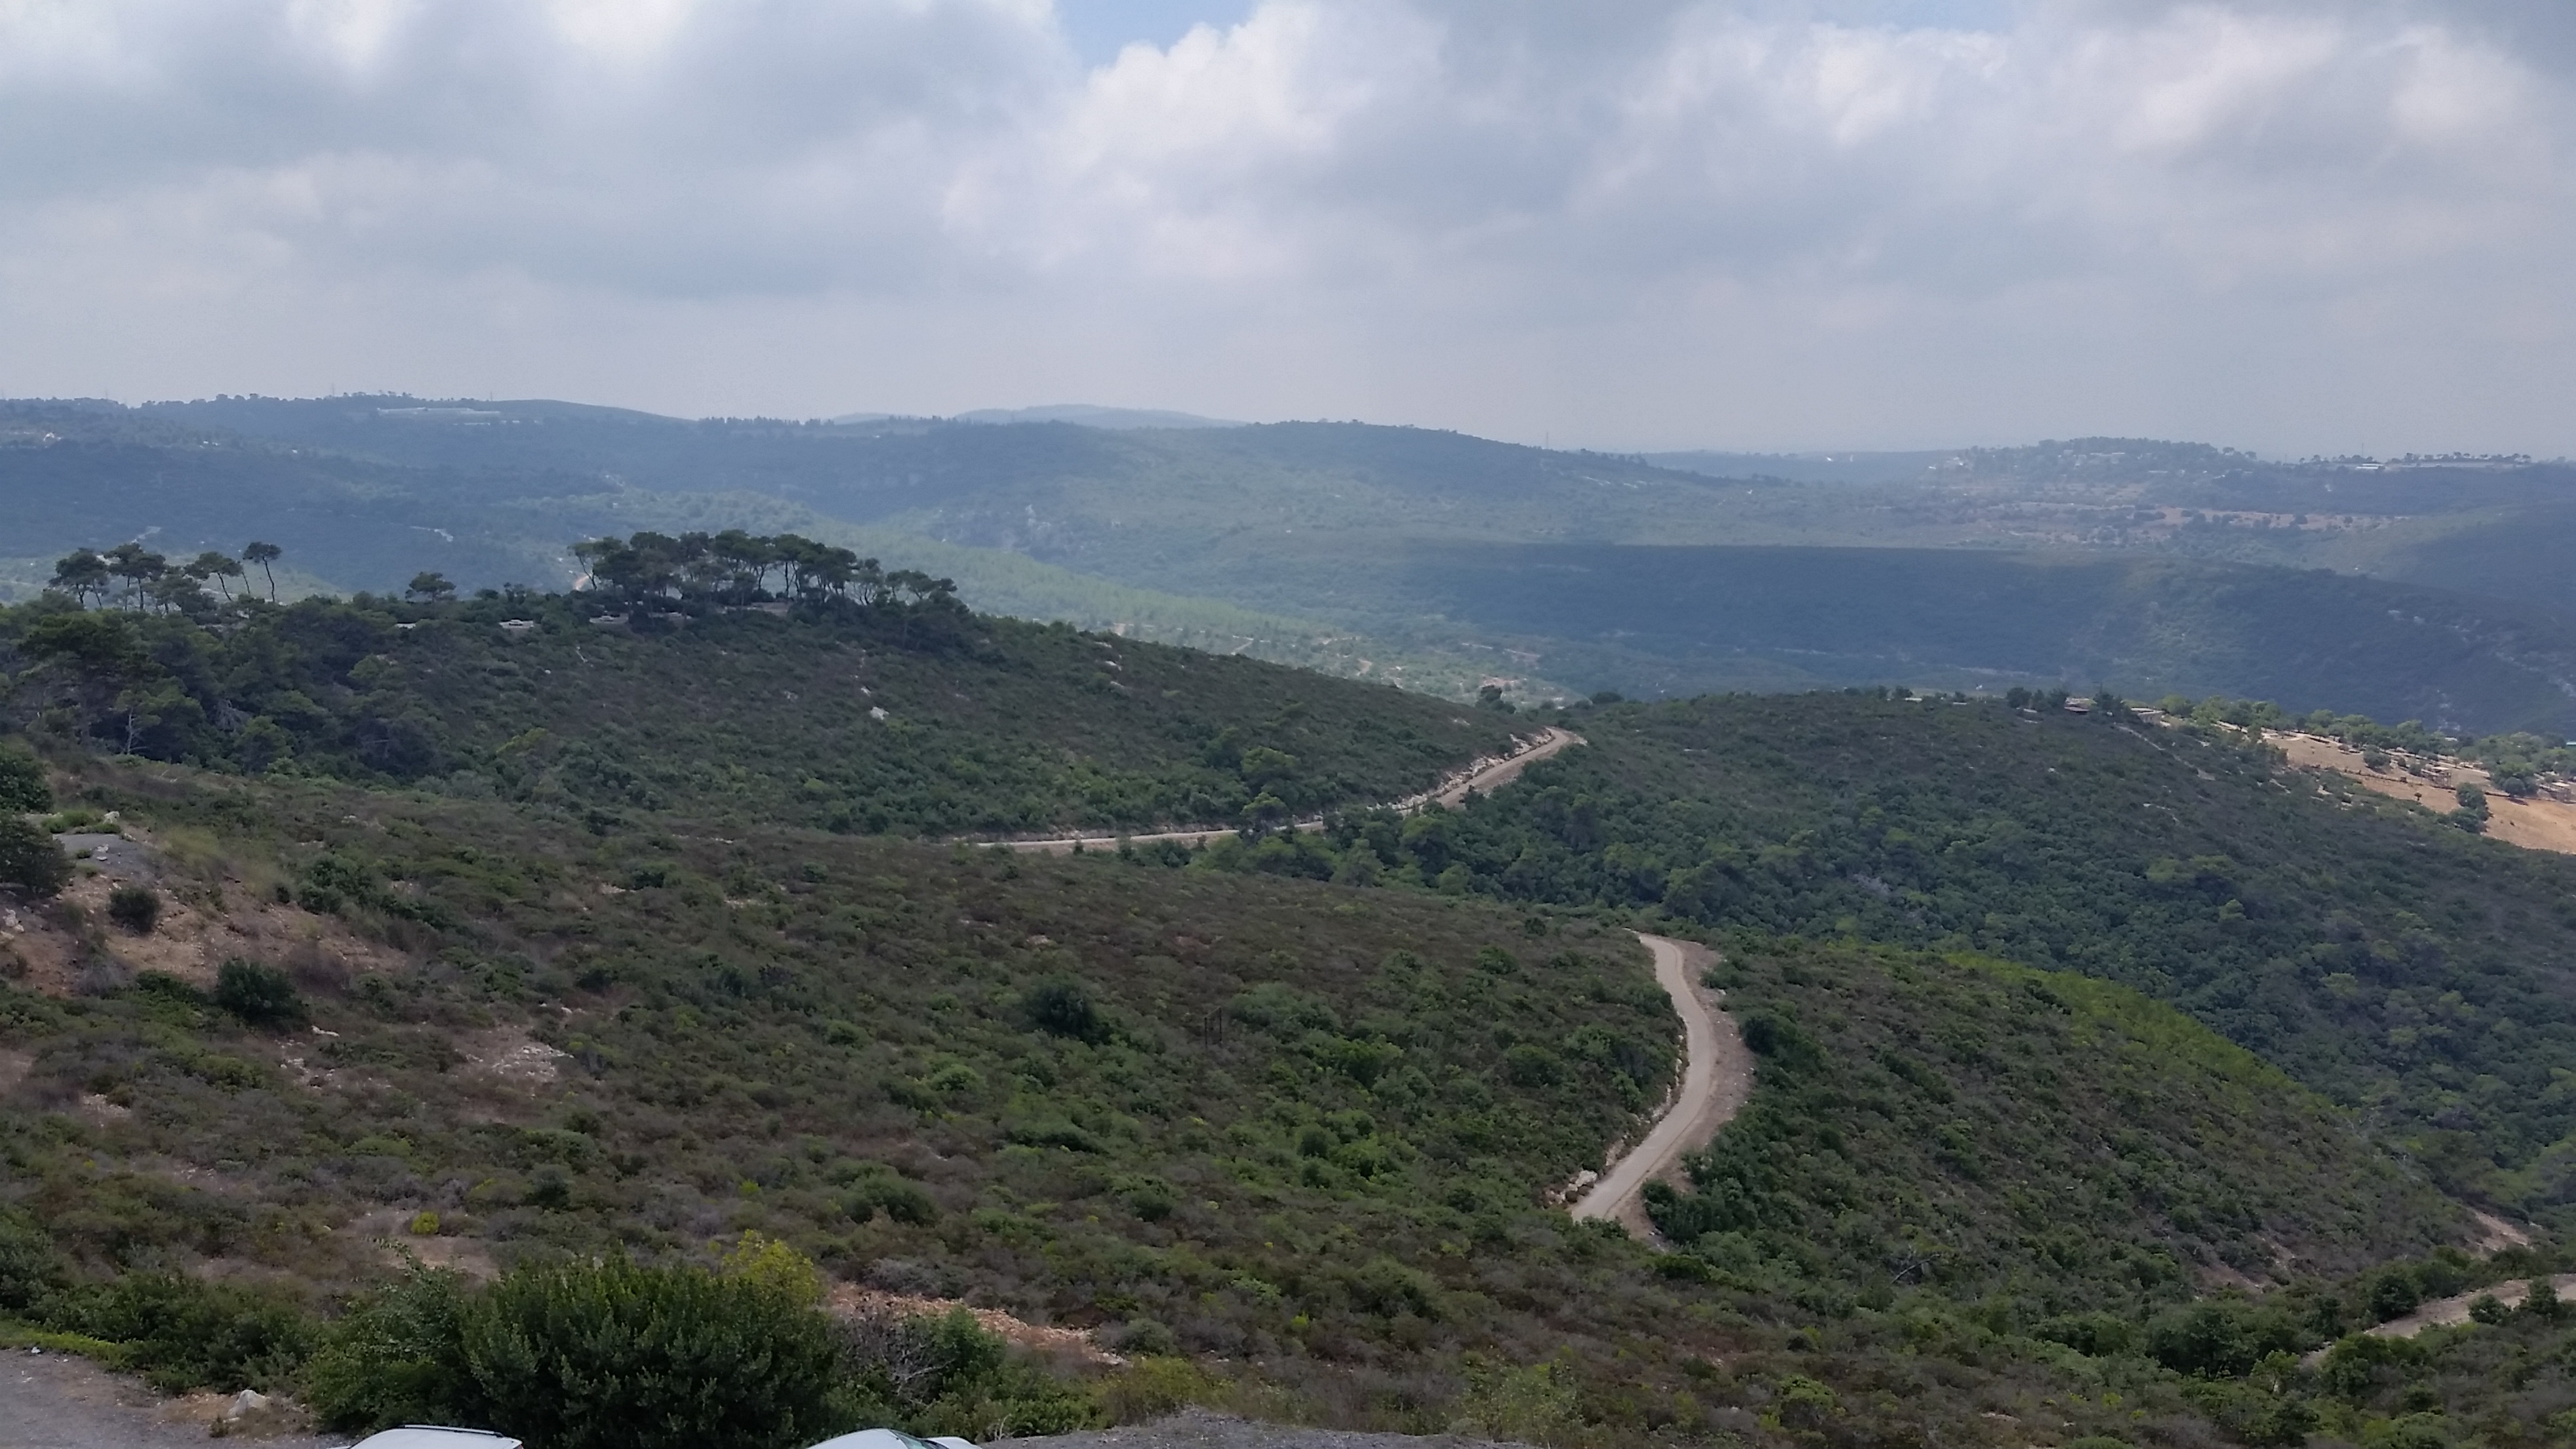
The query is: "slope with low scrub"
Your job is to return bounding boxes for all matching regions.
[1656,939,2462,1315]
[0,745,2514,1449]
[0,588,1519,836]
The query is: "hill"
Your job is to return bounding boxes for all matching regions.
[1277,691,2576,1227]
[0,575,1521,838]
[0,747,2488,1447]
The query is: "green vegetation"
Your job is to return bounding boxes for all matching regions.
[0,754,1723,1439]
[1651,941,2458,1311]
[0,575,1518,836]
[0,816,69,898]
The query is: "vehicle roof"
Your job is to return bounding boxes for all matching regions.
[350,1430,524,1449]
[803,1431,974,1449]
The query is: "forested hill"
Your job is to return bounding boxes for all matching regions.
[0,575,1520,837]
[1414,694,2576,1222]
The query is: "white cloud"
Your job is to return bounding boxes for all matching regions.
[0,0,2570,452]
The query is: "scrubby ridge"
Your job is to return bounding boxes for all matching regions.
[0,584,1518,836]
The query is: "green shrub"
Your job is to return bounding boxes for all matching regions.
[0,742,48,812]
[1023,976,1106,1042]
[305,1265,481,1433]
[0,816,71,900]
[0,1212,65,1314]
[463,1257,843,1449]
[214,958,305,1028]
[107,885,161,934]
[47,1273,315,1392]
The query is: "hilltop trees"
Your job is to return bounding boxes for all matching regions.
[48,545,245,618]
[242,541,283,601]
[569,530,960,616]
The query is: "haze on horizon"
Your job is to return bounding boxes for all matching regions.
[2,0,2573,457]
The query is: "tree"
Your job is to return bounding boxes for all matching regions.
[406,572,457,604]
[0,818,71,900]
[48,550,110,608]
[103,542,167,611]
[185,552,245,604]
[242,541,283,601]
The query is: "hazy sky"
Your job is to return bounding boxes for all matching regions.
[2,0,2570,454]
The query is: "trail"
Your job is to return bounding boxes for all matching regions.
[1570,933,1752,1239]
[991,727,1584,855]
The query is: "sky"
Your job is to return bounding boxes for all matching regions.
[1,0,2572,455]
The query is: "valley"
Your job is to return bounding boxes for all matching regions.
[9,410,2576,1448]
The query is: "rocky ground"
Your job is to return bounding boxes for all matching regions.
[0,1350,336,1449]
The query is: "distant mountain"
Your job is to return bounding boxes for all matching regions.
[1644,448,1960,484]
[829,404,1241,429]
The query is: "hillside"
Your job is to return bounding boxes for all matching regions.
[0,747,2492,1447]
[1658,941,2461,1309]
[1185,691,2576,1227]
[0,582,1520,837]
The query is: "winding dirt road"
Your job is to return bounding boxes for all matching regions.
[994,727,1585,855]
[1570,934,1752,1240]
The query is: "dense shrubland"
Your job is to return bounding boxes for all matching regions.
[10,748,2560,1447]
[0,556,1516,834]
[1167,692,2576,1228]
[19,620,2576,1443]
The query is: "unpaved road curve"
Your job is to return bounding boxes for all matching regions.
[996,728,1585,856]
[1570,933,1751,1240]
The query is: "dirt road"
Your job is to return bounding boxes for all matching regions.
[0,1350,340,1449]
[2363,1275,2576,1342]
[997,1407,1532,1447]
[995,728,1584,856]
[1568,934,1751,1239]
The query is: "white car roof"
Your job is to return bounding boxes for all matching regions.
[804,1432,978,1449]
[350,1431,524,1449]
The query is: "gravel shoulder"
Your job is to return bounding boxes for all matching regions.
[1568,933,1750,1239]
[0,1350,340,1449]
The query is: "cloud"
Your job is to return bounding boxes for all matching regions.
[0,0,2570,451]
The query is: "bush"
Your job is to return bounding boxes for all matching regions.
[0,1212,65,1314]
[47,1273,315,1392]
[1024,976,1106,1042]
[0,816,71,900]
[0,742,48,811]
[214,958,306,1028]
[107,885,161,934]
[463,1256,843,1449]
[305,1265,480,1433]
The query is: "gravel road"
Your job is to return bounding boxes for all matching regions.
[997,728,1584,855]
[1569,932,1750,1238]
[0,1350,339,1449]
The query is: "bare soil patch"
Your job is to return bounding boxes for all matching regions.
[829,1285,1121,1367]
[2269,732,2576,856]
